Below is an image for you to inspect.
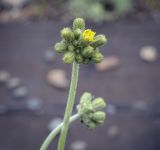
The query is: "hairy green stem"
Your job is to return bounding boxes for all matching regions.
[58,62,79,150]
[40,114,80,150]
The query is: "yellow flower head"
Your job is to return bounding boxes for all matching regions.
[82,29,96,42]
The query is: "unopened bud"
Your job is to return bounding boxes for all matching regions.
[73,18,85,31]
[82,104,93,114]
[63,51,75,64]
[61,28,74,42]
[91,34,107,47]
[82,46,94,57]
[74,29,82,40]
[92,97,106,111]
[80,92,92,105]
[92,51,104,63]
[92,111,106,122]
[54,41,67,53]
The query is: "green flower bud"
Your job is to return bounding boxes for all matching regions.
[54,41,67,53]
[92,97,106,111]
[63,51,75,64]
[82,104,93,114]
[91,34,107,47]
[77,105,91,115]
[92,51,104,63]
[80,92,92,105]
[82,46,94,58]
[73,18,85,31]
[68,44,75,51]
[74,29,82,40]
[76,54,83,64]
[77,92,93,115]
[92,111,106,122]
[61,28,74,42]
[78,92,107,129]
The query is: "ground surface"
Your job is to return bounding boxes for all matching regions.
[0,19,160,150]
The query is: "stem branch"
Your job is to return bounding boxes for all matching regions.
[40,114,80,150]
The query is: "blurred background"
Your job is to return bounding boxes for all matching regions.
[0,0,160,150]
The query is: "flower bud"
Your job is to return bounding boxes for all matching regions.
[73,18,85,31]
[76,54,83,64]
[74,29,82,40]
[78,92,107,129]
[54,41,67,53]
[68,44,75,51]
[82,46,94,57]
[63,51,75,64]
[92,111,106,122]
[82,104,93,114]
[92,97,106,111]
[80,92,92,105]
[91,34,107,47]
[61,28,74,42]
[92,51,104,63]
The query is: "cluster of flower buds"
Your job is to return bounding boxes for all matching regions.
[77,92,106,129]
[54,18,107,64]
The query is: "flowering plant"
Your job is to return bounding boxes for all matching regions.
[40,18,107,150]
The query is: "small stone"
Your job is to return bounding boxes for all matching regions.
[47,69,69,89]
[107,125,119,140]
[0,70,10,84]
[70,140,88,150]
[12,86,28,99]
[6,77,21,89]
[26,97,42,111]
[140,46,158,62]
[44,50,56,63]
[48,117,63,131]
[95,56,120,72]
